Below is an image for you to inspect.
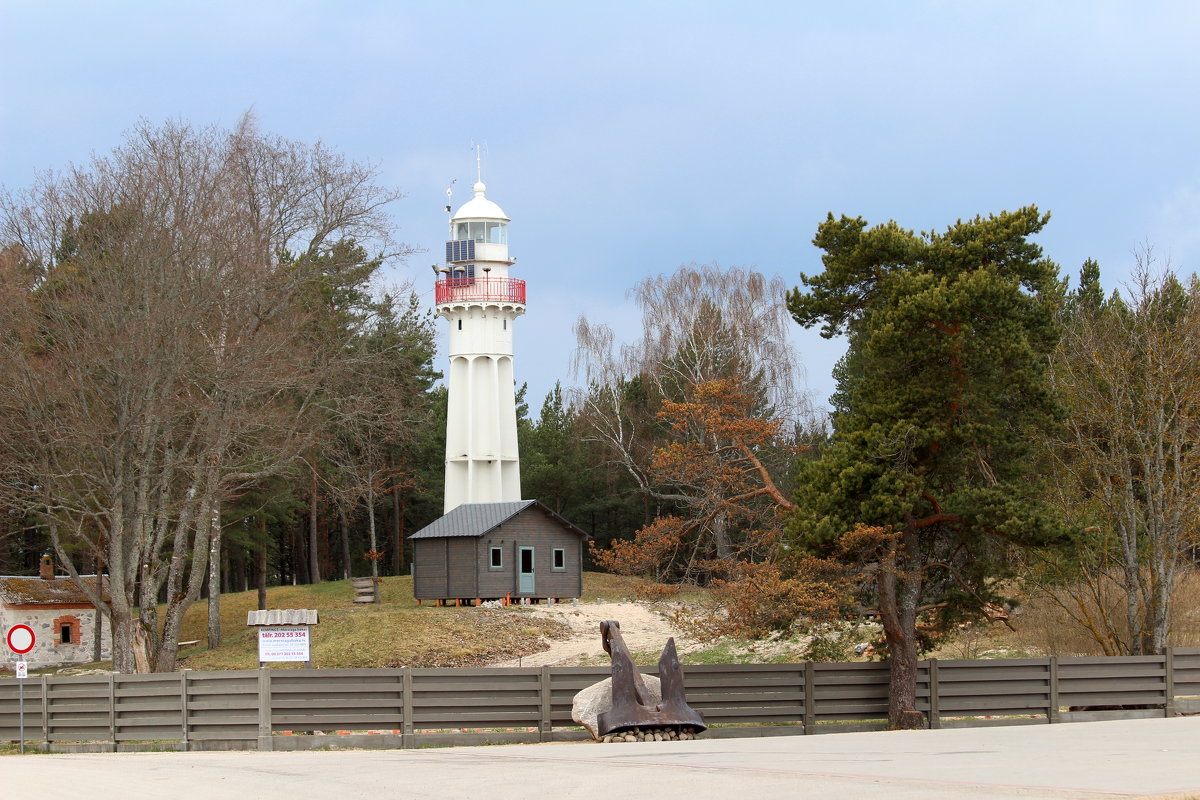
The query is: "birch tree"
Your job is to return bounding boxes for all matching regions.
[573,264,809,575]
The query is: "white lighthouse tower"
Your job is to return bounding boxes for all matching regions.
[436,179,526,513]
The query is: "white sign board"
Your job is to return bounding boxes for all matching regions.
[257,626,310,662]
[14,661,27,679]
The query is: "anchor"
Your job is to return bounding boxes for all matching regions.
[596,620,707,736]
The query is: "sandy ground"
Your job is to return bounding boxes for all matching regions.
[489,601,702,667]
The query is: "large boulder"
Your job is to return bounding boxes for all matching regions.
[571,675,662,740]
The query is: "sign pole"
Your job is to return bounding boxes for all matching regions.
[7,624,37,754]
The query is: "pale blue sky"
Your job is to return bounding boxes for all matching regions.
[3,1,1198,412]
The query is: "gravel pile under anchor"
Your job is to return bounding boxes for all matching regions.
[600,726,700,743]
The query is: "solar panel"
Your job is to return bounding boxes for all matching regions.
[445,239,475,262]
[447,263,475,287]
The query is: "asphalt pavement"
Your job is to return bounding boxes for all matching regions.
[3,716,1199,799]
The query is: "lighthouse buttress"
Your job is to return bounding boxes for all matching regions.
[435,181,526,514]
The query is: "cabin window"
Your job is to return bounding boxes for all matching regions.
[552,548,566,570]
[53,614,81,646]
[489,546,503,570]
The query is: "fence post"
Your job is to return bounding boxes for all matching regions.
[180,671,190,750]
[927,659,940,730]
[401,666,414,749]
[107,674,117,751]
[803,662,816,734]
[257,667,272,752]
[539,666,552,742]
[1164,648,1175,718]
[1047,656,1059,724]
[40,673,49,747]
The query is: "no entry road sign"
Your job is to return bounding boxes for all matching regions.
[6,624,35,654]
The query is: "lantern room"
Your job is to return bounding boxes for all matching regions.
[445,181,513,273]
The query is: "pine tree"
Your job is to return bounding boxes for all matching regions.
[786,206,1066,728]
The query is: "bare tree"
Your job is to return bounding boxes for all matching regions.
[0,116,407,672]
[1039,254,1200,654]
[318,290,437,593]
[573,264,810,574]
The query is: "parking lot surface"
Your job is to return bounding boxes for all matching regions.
[4,716,1199,799]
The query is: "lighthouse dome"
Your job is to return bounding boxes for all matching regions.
[451,181,510,222]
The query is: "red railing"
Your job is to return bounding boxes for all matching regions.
[435,276,526,305]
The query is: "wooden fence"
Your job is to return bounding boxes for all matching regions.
[2,648,1198,752]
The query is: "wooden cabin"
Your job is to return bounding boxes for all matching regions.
[409,500,589,606]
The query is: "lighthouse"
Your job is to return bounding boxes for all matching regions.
[436,180,526,513]
[410,177,587,608]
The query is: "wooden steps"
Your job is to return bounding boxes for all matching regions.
[352,577,378,603]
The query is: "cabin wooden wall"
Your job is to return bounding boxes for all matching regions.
[411,508,584,600]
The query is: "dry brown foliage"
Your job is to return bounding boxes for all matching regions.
[672,557,852,641]
[1016,566,1200,656]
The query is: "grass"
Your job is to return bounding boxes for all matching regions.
[177,575,569,670]
[176,571,721,670]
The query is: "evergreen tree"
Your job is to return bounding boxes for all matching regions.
[786,207,1066,728]
[522,382,588,515]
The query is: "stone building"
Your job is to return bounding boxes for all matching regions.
[1,555,111,668]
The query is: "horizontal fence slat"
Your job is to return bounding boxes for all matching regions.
[1,652,1188,749]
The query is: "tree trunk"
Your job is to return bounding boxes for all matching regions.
[93,550,104,663]
[309,476,321,584]
[132,622,153,673]
[207,499,222,649]
[256,517,268,611]
[338,504,352,580]
[712,510,731,560]
[110,612,136,674]
[367,483,380,604]
[293,520,308,585]
[878,531,925,730]
[231,539,245,593]
[393,487,405,575]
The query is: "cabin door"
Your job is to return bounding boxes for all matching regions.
[518,546,535,594]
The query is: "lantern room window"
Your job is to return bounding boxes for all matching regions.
[454,221,507,244]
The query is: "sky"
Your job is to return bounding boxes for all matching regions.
[3,1,1198,414]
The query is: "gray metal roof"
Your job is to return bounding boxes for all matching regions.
[246,609,318,626]
[408,500,590,540]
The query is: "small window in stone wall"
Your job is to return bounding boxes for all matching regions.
[489,546,503,569]
[53,614,82,646]
[552,548,565,570]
